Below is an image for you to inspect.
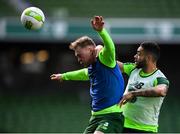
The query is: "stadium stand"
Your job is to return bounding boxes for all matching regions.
[1,0,180,18]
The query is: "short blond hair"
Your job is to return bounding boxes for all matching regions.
[69,36,96,50]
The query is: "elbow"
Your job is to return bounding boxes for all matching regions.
[160,91,166,97]
[156,84,168,97]
[159,88,168,97]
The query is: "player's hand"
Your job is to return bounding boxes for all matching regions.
[50,73,63,82]
[119,92,134,107]
[91,16,104,31]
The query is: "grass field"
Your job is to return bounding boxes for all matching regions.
[0,92,179,132]
[0,93,90,133]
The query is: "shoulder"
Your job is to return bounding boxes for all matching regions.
[155,69,166,77]
[153,69,169,86]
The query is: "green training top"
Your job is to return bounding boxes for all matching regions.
[123,63,169,132]
[61,28,122,115]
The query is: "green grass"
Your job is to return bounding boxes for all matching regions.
[0,93,179,132]
[0,94,90,132]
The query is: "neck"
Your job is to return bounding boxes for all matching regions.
[142,63,157,73]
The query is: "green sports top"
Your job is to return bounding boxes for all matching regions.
[62,28,122,115]
[123,63,169,132]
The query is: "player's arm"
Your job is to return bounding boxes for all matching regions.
[119,77,169,107]
[117,61,136,75]
[91,16,115,68]
[98,28,116,68]
[95,47,135,73]
[131,77,169,97]
[50,68,89,82]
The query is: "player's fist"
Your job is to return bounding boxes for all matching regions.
[50,73,63,82]
[91,16,104,31]
[119,92,135,107]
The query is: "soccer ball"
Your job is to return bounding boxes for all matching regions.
[21,7,45,30]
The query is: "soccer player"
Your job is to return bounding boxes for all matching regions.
[118,41,169,133]
[50,16,125,134]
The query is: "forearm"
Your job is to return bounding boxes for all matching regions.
[131,89,162,97]
[62,68,89,81]
[98,28,116,67]
[98,28,115,51]
[131,85,167,97]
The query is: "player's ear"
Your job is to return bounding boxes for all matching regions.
[96,45,103,51]
[146,54,153,62]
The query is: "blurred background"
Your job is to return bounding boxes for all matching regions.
[0,0,180,132]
